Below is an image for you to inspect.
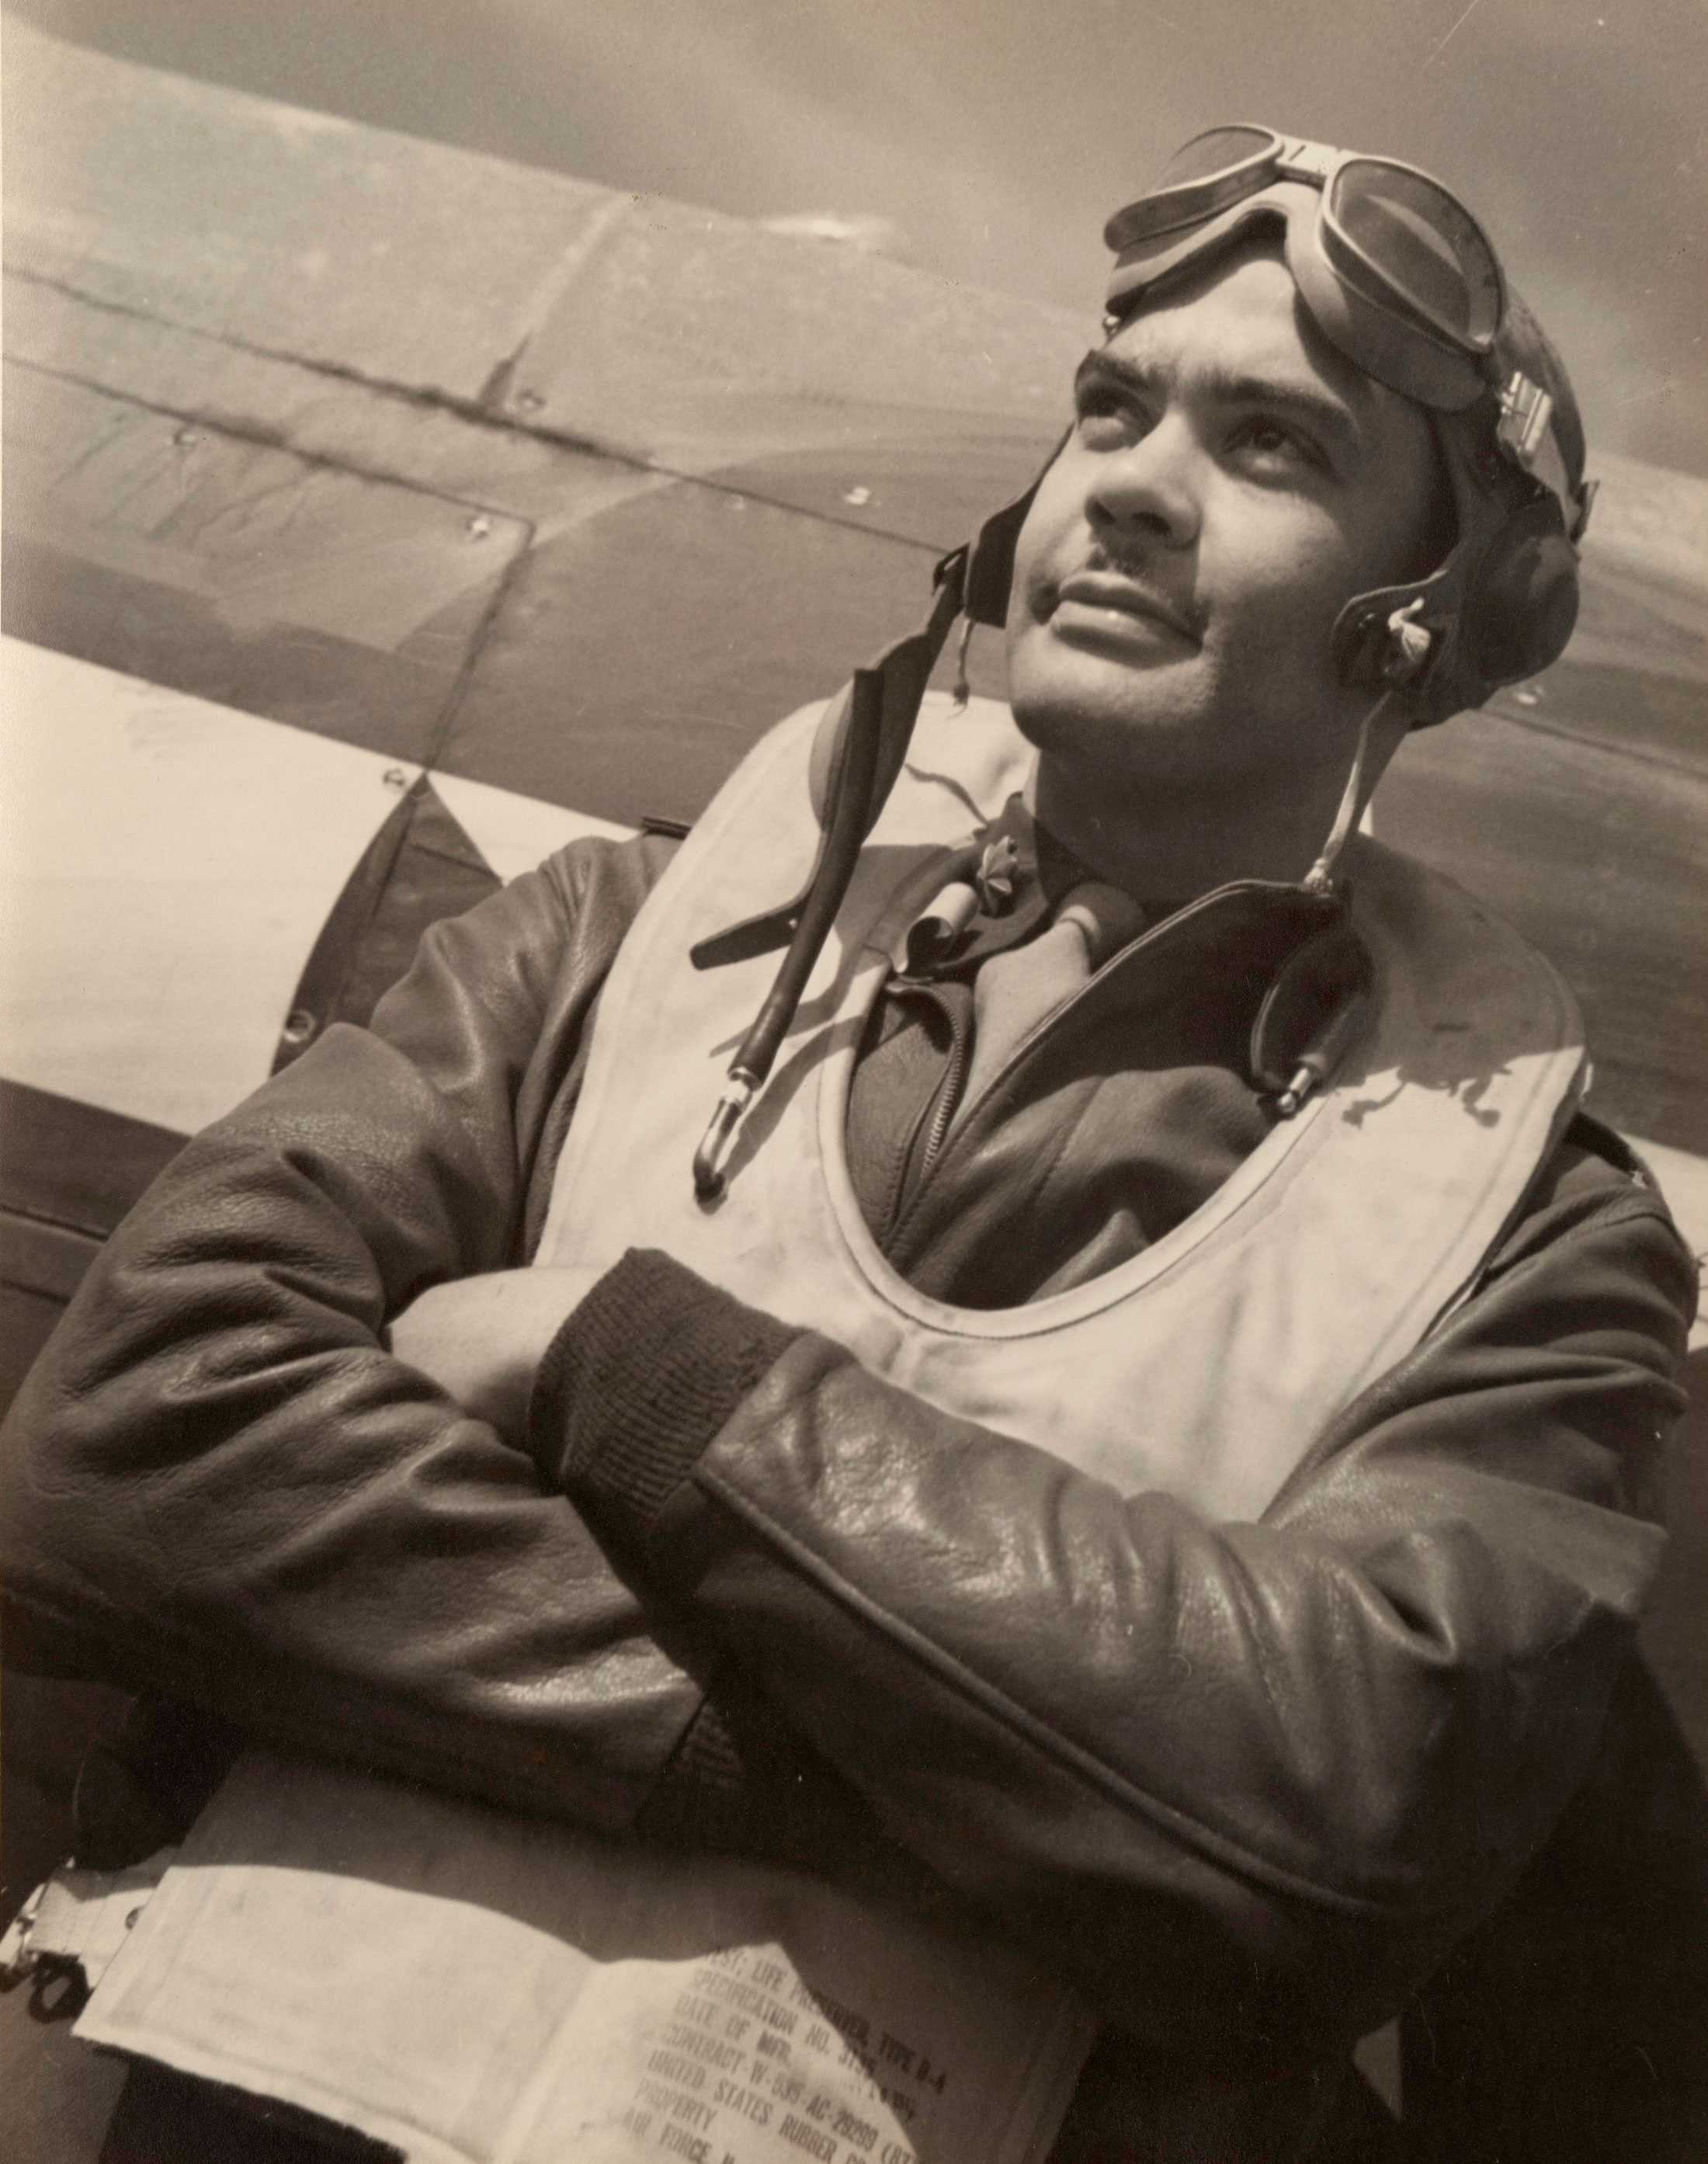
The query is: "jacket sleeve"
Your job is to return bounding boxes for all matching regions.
[0,835,731,1835]
[533,1145,1696,2050]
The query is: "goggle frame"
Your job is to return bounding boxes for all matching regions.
[1106,126,1507,376]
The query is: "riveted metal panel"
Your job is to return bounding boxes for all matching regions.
[4,19,617,408]
[3,365,527,762]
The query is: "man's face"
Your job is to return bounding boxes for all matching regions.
[1005,243,1446,806]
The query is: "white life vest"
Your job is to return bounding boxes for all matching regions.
[539,694,1586,1521]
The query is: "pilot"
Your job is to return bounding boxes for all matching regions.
[2,128,1698,2158]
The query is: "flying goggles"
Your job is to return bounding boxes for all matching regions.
[689,128,1592,1194]
[1103,126,1578,509]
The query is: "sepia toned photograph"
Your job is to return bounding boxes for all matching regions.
[1,4,1704,2159]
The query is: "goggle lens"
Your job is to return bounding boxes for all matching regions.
[1155,126,1276,189]
[1328,159,1502,350]
[1107,126,1281,248]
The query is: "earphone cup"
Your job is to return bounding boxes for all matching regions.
[1467,504,1580,687]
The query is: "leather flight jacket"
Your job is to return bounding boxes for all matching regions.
[1,703,1698,2159]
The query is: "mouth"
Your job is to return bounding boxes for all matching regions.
[1049,571,1203,651]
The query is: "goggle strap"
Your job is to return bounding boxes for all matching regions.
[1498,373,1553,463]
[1497,371,1583,533]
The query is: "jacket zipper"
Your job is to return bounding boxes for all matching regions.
[874,981,974,1242]
[915,1006,973,1187]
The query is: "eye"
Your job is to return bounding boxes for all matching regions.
[1077,411,1126,449]
[1073,377,1145,448]
[1229,415,1324,473]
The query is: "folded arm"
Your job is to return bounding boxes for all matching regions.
[533,1151,1693,2048]
[0,838,720,1832]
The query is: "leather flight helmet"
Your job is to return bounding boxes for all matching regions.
[959,194,1593,728]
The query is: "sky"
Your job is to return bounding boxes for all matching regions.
[10,0,1708,477]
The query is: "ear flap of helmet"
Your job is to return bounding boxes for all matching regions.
[1468,493,1579,686]
[801,463,1050,827]
[696,452,1055,974]
[962,462,1053,629]
[694,556,967,971]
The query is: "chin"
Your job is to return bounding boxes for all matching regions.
[1007,648,1203,767]
[1009,630,1363,797]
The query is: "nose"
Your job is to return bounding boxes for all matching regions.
[1087,414,1201,551]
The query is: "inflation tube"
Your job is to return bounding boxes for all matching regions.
[691,557,969,1197]
[692,665,884,1196]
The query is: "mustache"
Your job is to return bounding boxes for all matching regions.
[1050,554,1208,644]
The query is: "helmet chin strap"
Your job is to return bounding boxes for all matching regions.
[1302,599,1432,894]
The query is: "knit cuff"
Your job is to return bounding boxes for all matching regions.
[528,1248,797,1550]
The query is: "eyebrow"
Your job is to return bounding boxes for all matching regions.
[1073,347,1367,460]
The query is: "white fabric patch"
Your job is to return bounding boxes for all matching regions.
[0,636,418,1133]
[432,772,631,887]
